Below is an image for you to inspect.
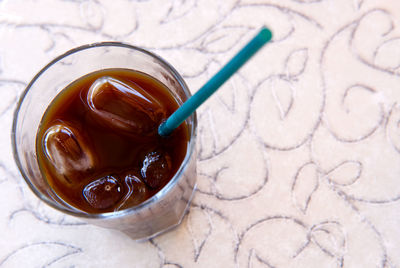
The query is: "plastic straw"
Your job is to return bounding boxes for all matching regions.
[158,27,272,136]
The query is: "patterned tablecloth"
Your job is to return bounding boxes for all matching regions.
[1,0,400,267]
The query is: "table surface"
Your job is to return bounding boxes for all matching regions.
[1,0,400,267]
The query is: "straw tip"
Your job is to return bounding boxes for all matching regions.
[158,121,171,137]
[259,27,273,43]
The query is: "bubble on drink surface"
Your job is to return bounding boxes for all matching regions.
[83,175,124,210]
[43,123,95,184]
[115,174,149,211]
[141,150,172,188]
[87,76,166,135]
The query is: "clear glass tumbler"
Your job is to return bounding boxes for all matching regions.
[12,42,197,240]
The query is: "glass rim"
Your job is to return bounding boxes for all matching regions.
[11,42,197,220]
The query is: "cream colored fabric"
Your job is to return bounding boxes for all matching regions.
[1,0,400,267]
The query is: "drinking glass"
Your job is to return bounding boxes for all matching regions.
[12,42,197,240]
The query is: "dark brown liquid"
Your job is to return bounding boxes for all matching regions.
[36,69,189,213]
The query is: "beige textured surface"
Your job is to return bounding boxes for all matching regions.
[1,0,400,267]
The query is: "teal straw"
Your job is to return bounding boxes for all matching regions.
[158,27,272,136]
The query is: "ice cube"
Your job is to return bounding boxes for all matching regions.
[87,76,166,135]
[43,123,95,183]
[140,150,172,188]
[115,174,149,211]
[83,175,124,210]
